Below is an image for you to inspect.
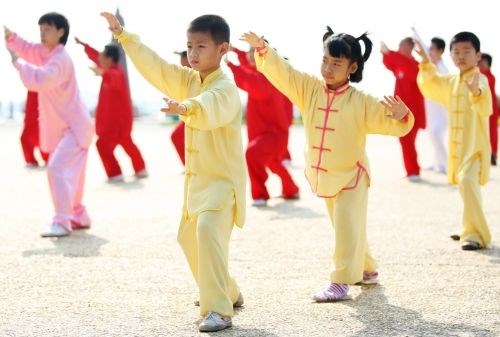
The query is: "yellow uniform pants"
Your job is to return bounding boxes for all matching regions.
[325,174,377,284]
[177,198,240,317]
[457,158,491,247]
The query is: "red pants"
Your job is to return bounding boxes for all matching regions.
[399,126,420,176]
[20,119,49,165]
[96,134,146,178]
[171,122,185,165]
[490,112,498,155]
[246,132,299,200]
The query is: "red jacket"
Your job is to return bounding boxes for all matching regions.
[480,68,499,118]
[228,48,289,141]
[383,51,426,129]
[82,43,133,138]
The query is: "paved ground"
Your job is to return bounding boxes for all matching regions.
[0,119,499,337]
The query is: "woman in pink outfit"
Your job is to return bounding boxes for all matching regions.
[5,12,94,237]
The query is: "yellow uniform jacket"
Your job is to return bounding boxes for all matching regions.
[116,30,246,227]
[418,63,492,185]
[255,47,414,197]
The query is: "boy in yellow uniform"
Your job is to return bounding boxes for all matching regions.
[241,28,414,301]
[101,13,246,332]
[415,32,492,250]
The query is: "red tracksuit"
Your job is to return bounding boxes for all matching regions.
[282,95,293,161]
[480,68,499,157]
[228,48,299,200]
[81,43,146,177]
[383,51,426,176]
[20,91,49,165]
[171,121,185,165]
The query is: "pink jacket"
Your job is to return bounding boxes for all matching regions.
[7,33,93,152]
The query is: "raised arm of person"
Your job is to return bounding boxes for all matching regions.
[226,61,272,99]
[362,94,415,136]
[231,46,251,68]
[4,26,47,66]
[467,71,493,118]
[240,31,317,114]
[75,37,100,66]
[13,52,66,91]
[100,12,194,101]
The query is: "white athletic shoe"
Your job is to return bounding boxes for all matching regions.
[251,199,267,207]
[40,223,70,238]
[199,312,232,332]
[107,174,125,183]
[134,169,149,179]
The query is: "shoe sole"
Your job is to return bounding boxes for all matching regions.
[199,322,232,332]
[312,294,352,303]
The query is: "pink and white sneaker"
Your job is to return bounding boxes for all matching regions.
[312,283,350,302]
[359,271,379,285]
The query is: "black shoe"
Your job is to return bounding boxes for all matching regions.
[492,154,497,166]
[450,234,460,241]
[461,241,483,250]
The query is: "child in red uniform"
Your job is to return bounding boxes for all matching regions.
[20,91,49,167]
[381,37,426,181]
[227,46,299,206]
[75,38,147,182]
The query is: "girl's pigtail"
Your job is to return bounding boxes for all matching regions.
[323,26,334,42]
[356,32,373,61]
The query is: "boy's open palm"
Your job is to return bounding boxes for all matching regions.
[161,98,187,115]
[381,95,410,120]
[240,32,265,49]
[466,71,481,96]
[100,12,123,35]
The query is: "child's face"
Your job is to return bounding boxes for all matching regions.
[98,52,114,70]
[429,43,444,63]
[321,50,357,90]
[39,23,64,49]
[450,41,481,74]
[187,31,228,78]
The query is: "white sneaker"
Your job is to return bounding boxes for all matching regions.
[107,174,124,183]
[407,174,421,183]
[25,163,39,169]
[312,283,351,302]
[199,312,232,332]
[134,169,149,179]
[40,223,70,237]
[251,199,267,207]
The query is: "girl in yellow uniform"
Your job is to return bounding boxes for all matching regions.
[241,27,415,301]
[415,32,492,250]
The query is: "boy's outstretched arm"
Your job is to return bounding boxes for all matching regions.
[100,12,190,100]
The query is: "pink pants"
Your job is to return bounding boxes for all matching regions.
[47,131,90,231]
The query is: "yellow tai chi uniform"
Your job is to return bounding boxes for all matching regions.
[255,46,414,284]
[418,63,492,247]
[116,30,246,316]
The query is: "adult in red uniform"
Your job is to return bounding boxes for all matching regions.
[478,53,499,166]
[76,38,147,181]
[20,91,49,167]
[381,37,426,181]
[227,47,299,206]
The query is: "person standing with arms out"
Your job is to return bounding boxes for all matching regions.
[478,53,499,166]
[381,37,426,182]
[241,27,414,302]
[416,32,492,250]
[5,12,94,236]
[21,90,50,168]
[169,50,191,166]
[75,37,148,182]
[101,12,246,332]
[227,46,299,207]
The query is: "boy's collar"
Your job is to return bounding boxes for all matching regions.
[199,67,223,85]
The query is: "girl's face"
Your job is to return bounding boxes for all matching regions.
[450,41,481,74]
[39,23,64,49]
[321,49,357,90]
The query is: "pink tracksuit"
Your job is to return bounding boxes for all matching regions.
[7,34,94,231]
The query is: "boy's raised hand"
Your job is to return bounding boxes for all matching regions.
[466,71,481,96]
[3,26,12,40]
[74,37,84,45]
[413,39,429,63]
[381,95,410,120]
[161,98,187,115]
[100,12,123,35]
[239,32,265,49]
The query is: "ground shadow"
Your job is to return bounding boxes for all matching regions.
[342,285,496,337]
[476,244,500,264]
[109,178,145,190]
[22,232,108,258]
[260,198,324,220]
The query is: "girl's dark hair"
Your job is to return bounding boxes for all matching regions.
[322,26,372,83]
[38,12,70,45]
[104,44,120,63]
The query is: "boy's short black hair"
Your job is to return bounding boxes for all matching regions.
[187,15,230,44]
[175,50,188,58]
[38,12,69,45]
[450,31,480,52]
[103,44,120,63]
[481,53,492,67]
[431,37,446,51]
